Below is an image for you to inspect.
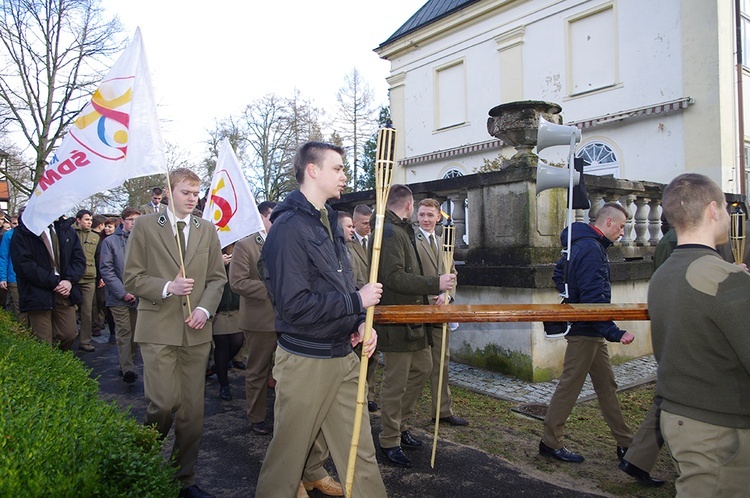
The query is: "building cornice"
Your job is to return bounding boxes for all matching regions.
[400,97,694,167]
[375,0,526,60]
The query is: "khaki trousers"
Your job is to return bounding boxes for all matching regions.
[256,348,386,498]
[77,279,96,346]
[379,348,432,448]
[243,330,277,423]
[543,336,633,449]
[623,402,663,472]
[27,293,77,350]
[429,325,453,418]
[140,340,210,488]
[110,305,138,374]
[662,410,750,497]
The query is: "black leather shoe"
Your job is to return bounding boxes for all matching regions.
[123,371,137,384]
[432,415,470,426]
[178,485,216,498]
[380,446,412,467]
[368,401,379,412]
[617,446,628,462]
[251,421,273,435]
[400,430,423,448]
[539,440,585,463]
[219,385,232,400]
[231,361,246,370]
[619,460,665,487]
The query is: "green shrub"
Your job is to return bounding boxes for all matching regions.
[0,312,178,497]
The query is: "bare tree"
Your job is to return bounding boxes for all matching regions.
[335,68,376,191]
[240,93,325,202]
[0,0,124,191]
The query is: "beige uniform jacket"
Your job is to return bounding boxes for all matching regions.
[347,237,369,289]
[123,213,226,346]
[228,233,275,332]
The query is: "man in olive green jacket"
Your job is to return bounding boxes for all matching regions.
[376,184,455,468]
[75,209,100,352]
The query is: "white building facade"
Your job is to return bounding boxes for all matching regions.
[376,0,749,194]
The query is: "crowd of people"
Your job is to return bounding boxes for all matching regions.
[6,140,749,497]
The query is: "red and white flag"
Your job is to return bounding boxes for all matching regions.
[202,138,264,248]
[22,28,165,235]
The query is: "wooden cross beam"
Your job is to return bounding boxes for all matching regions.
[372,303,649,324]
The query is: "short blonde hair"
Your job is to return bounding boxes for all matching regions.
[169,168,200,189]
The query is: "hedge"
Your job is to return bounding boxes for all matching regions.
[0,311,179,497]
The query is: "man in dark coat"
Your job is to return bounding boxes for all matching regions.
[11,212,86,350]
[376,184,455,468]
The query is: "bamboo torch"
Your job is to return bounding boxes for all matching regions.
[730,202,746,265]
[345,126,396,497]
[430,221,455,468]
[163,171,192,319]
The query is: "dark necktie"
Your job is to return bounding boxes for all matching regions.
[176,221,186,257]
[362,236,367,252]
[429,234,439,262]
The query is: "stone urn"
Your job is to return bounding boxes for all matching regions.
[487,100,563,166]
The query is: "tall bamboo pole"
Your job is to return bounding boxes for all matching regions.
[345,127,396,497]
[430,223,455,468]
[163,171,192,319]
[730,202,746,265]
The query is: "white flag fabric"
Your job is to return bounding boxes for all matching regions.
[202,138,264,248]
[22,28,165,235]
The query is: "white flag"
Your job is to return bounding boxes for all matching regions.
[202,138,264,248]
[22,28,165,235]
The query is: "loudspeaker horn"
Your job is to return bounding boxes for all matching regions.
[536,162,580,195]
[536,117,582,153]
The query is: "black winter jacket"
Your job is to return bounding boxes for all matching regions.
[11,217,86,312]
[552,222,625,342]
[262,190,364,358]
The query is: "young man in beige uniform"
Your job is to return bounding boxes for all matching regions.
[124,168,226,498]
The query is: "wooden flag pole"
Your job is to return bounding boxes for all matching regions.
[163,171,193,319]
[430,223,455,468]
[345,127,396,497]
[730,202,746,265]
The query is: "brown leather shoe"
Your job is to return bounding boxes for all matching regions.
[296,482,309,498]
[302,475,344,496]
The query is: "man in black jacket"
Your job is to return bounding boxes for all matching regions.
[11,212,86,350]
[255,141,386,497]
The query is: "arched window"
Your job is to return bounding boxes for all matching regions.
[442,168,464,179]
[576,142,620,178]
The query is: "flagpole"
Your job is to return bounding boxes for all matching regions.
[345,126,396,497]
[431,222,455,468]
[163,171,193,319]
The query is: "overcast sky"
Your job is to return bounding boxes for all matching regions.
[100,0,426,157]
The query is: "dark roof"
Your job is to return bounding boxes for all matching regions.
[379,0,483,48]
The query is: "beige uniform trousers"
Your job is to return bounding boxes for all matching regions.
[256,347,386,498]
[543,335,633,449]
[140,340,210,488]
[662,410,750,498]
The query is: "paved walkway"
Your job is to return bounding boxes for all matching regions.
[84,332,624,498]
[449,355,657,405]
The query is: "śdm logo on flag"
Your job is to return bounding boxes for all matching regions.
[202,138,264,248]
[21,27,166,236]
[208,172,238,232]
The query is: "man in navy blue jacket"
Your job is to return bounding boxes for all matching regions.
[255,142,386,497]
[539,202,635,463]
